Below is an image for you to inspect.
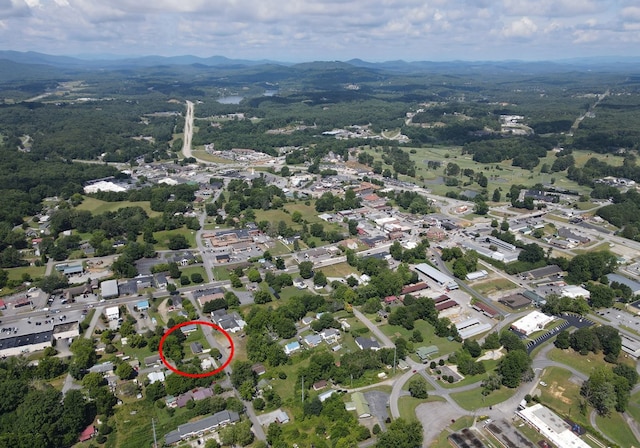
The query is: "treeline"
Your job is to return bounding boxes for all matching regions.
[597,189,640,240]
[462,137,554,169]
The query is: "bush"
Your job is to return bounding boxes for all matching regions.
[96,435,107,444]
[278,372,287,380]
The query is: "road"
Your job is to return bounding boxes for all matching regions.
[181,100,195,159]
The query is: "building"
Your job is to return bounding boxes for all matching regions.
[416,345,439,363]
[472,302,500,319]
[355,336,381,351]
[89,362,114,375]
[456,318,493,340]
[284,341,301,355]
[313,380,328,391]
[561,285,591,300]
[401,282,429,295]
[101,279,119,299]
[607,273,640,295]
[319,389,337,402]
[78,425,96,443]
[517,404,589,448]
[499,294,532,310]
[510,311,554,336]
[105,306,120,321]
[304,334,323,348]
[523,264,563,280]
[148,371,165,384]
[346,392,371,418]
[465,270,488,281]
[414,263,458,290]
[320,328,340,344]
[137,300,150,311]
[0,330,53,357]
[164,410,239,445]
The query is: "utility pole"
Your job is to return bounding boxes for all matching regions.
[152,418,158,448]
[393,345,397,375]
[301,376,304,403]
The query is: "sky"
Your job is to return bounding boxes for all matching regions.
[1,0,639,62]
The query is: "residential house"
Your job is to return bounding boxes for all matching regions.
[355,337,380,351]
[284,341,301,355]
[304,334,323,348]
[320,328,340,344]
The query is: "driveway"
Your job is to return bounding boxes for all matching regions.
[363,390,389,431]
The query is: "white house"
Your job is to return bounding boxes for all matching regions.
[320,328,340,344]
[105,306,120,321]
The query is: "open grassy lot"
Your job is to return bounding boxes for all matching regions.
[380,319,462,358]
[537,367,582,417]
[179,265,207,284]
[77,196,162,217]
[153,228,197,250]
[398,395,445,421]
[6,264,46,282]
[546,348,607,376]
[361,145,620,199]
[472,278,518,295]
[595,411,639,448]
[402,373,436,392]
[627,390,640,424]
[319,262,359,278]
[451,386,516,411]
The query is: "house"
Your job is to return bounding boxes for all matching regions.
[304,334,323,348]
[171,251,196,266]
[190,342,203,354]
[313,380,328,391]
[284,341,301,355]
[181,324,198,334]
[319,389,337,402]
[320,328,340,344]
[78,425,96,443]
[355,336,381,351]
[105,306,120,321]
[384,295,398,304]
[164,410,240,445]
[252,363,266,376]
[148,371,166,384]
[211,310,246,333]
[347,392,371,418]
[154,273,168,289]
[137,300,150,311]
[293,278,307,289]
[88,362,114,376]
[215,254,231,263]
[301,316,315,326]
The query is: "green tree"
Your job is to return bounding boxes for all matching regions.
[115,362,135,380]
[408,377,429,399]
[313,271,327,287]
[376,418,423,448]
[299,261,314,279]
[167,234,189,250]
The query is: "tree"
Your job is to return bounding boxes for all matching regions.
[499,350,531,388]
[581,367,618,416]
[299,261,314,279]
[190,272,204,283]
[39,273,69,293]
[554,329,571,349]
[313,271,327,287]
[167,234,189,250]
[492,188,501,202]
[474,200,489,215]
[115,362,135,380]
[408,377,429,399]
[253,290,272,304]
[247,268,262,283]
[376,418,423,448]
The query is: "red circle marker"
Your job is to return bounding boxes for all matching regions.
[158,320,234,378]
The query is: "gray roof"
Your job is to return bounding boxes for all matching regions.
[0,330,53,351]
[607,273,640,293]
[164,410,239,445]
[355,336,380,350]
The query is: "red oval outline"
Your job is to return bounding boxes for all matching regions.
[158,320,234,378]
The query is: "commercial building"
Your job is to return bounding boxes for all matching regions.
[517,404,589,448]
[164,410,239,445]
[510,311,554,336]
[456,318,492,340]
[0,330,53,357]
[346,392,371,418]
[414,263,458,290]
[101,279,119,299]
[105,306,120,321]
[561,285,591,300]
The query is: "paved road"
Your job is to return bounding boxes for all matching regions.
[181,100,195,159]
[352,308,394,349]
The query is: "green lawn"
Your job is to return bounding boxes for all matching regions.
[472,278,518,295]
[627,390,640,424]
[397,395,445,421]
[546,348,607,376]
[76,196,161,217]
[153,228,197,250]
[179,265,207,284]
[537,367,583,417]
[6,264,46,281]
[319,262,359,278]
[380,319,462,358]
[595,412,639,448]
[450,386,516,411]
[401,373,436,392]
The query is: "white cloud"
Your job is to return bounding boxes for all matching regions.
[0,0,30,19]
[502,16,537,38]
[502,0,602,17]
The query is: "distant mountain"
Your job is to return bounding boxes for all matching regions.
[1,50,640,75]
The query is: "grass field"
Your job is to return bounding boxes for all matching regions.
[319,262,359,278]
[537,367,582,417]
[380,319,462,358]
[472,278,519,295]
[546,348,606,376]
[179,265,207,284]
[595,411,639,448]
[6,264,46,281]
[451,386,516,410]
[153,228,197,250]
[398,395,445,421]
[361,145,621,199]
[77,196,162,217]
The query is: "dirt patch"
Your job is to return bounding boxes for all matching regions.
[157,298,169,323]
[549,382,571,404]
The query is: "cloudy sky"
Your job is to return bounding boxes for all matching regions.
[1,0,639,62]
